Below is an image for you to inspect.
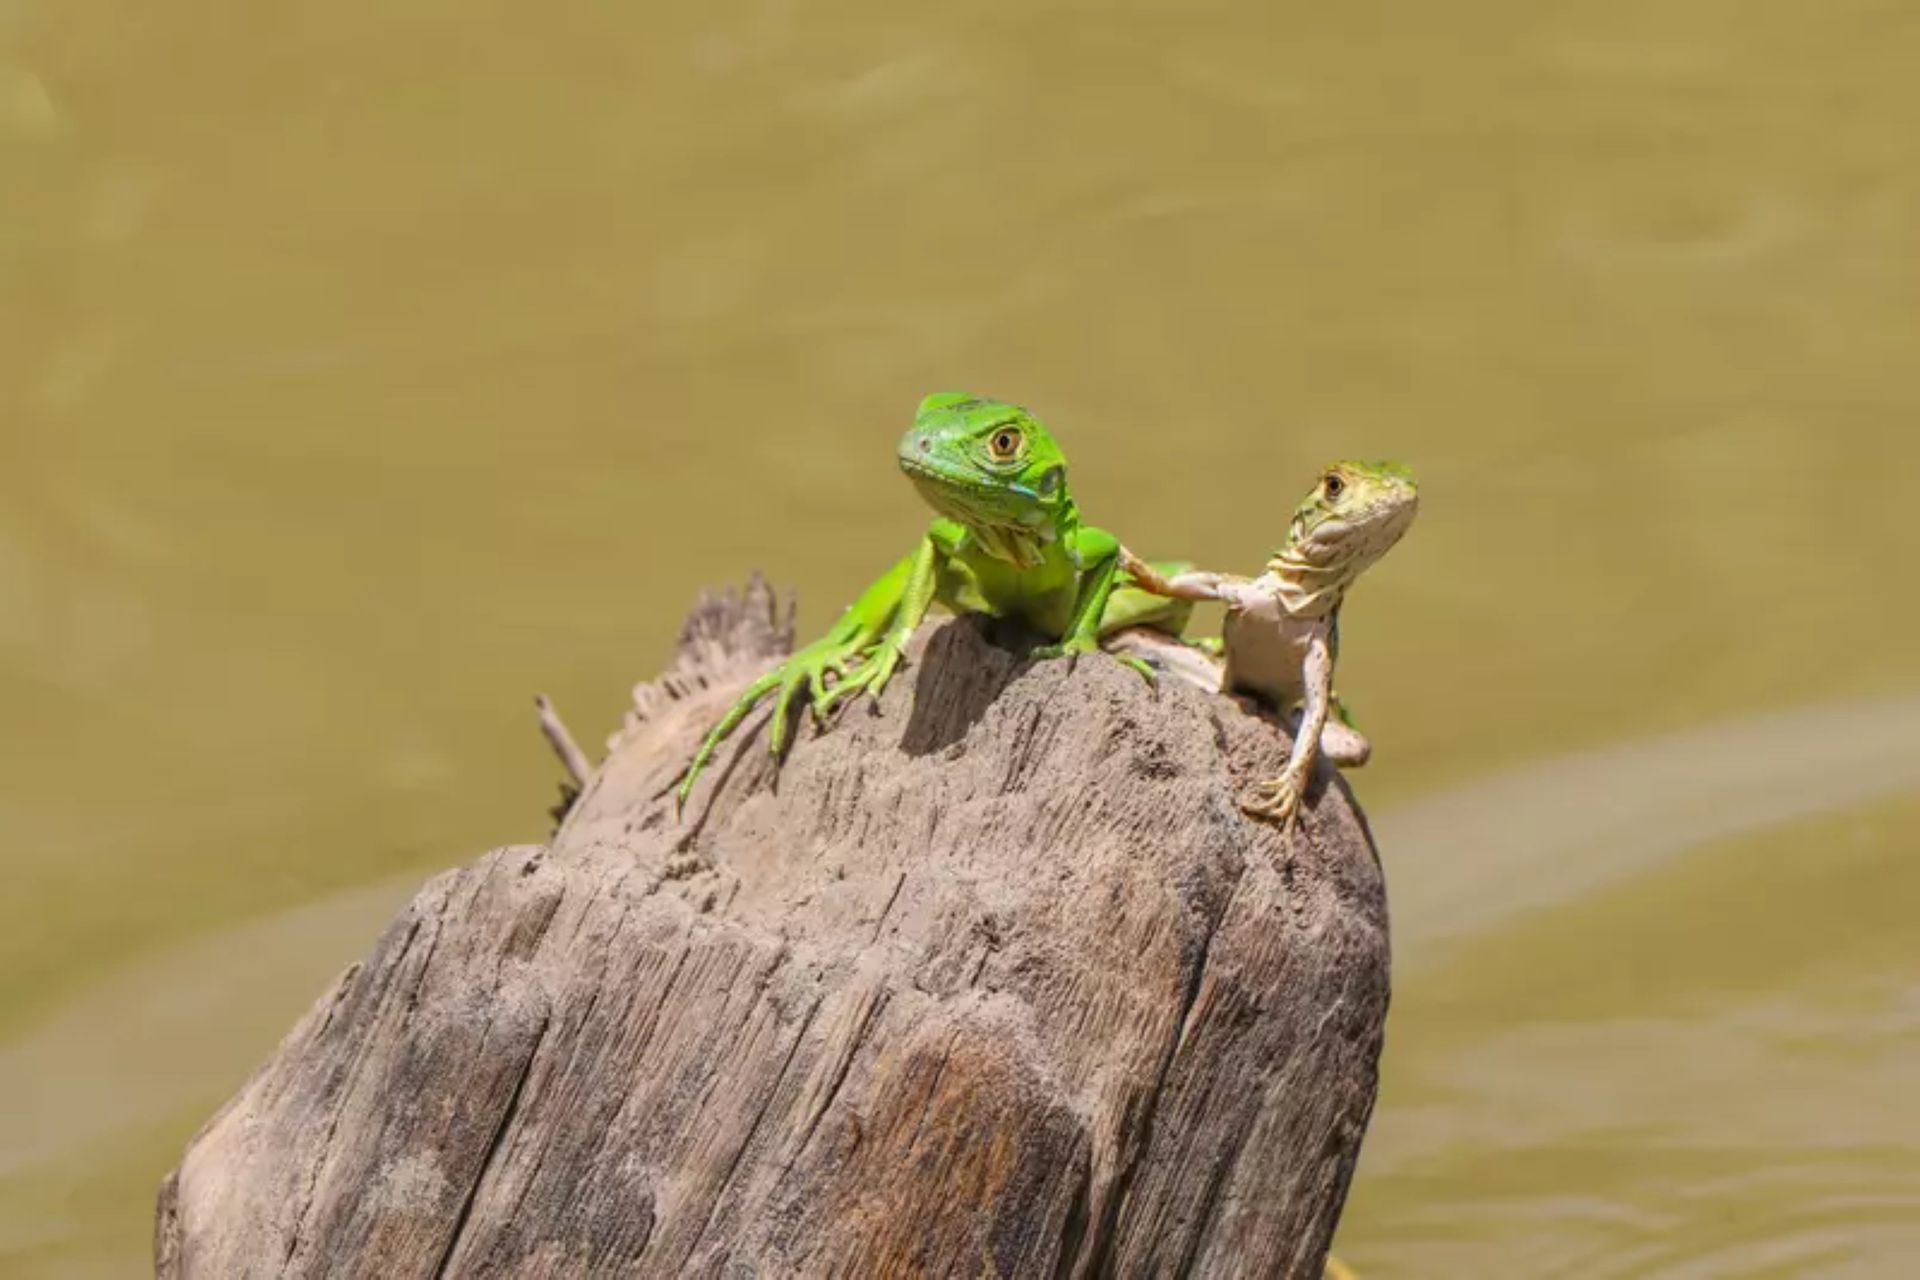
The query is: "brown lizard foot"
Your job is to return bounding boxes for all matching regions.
[1239,772,1306,832]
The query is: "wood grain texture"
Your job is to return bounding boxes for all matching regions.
[158,578,1390,1278]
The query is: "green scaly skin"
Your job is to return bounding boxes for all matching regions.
[675,393,1186,808]
[1121,459,1418,831]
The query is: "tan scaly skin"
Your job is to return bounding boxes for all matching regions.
[1121,460,1419,832]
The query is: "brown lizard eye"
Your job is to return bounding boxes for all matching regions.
[1322,473,1344,500]
[989,427,1022,461]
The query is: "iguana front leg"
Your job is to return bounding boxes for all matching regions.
[815,531,945,714]
[675,544,923,808]
[1033,527,1155,680]
[1242,619,1333,831]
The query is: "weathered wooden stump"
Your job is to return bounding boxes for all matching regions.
[156,579,1390,1278]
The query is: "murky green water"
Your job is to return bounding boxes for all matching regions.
[5,1,1919,1273]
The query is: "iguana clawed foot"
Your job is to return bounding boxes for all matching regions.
[813,639,908,716]
[675,633,884,810]
[1031,637,1158,684]
[1028,635,1093,669]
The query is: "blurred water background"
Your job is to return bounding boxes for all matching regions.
[4,1,1919,1274]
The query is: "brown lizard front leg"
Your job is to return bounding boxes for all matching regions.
[1118,546,1245,603]
[1240,618,1333,834]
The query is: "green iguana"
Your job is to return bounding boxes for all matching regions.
[675,393,1185,807]
[1120,460,1418,829]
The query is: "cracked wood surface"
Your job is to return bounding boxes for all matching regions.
[156,578,1391,1278]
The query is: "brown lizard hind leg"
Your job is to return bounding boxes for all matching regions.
[1318,719,1372,768]
[1290,706,1370,768]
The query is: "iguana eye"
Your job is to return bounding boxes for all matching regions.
[1322,473,1345,500]
[988,427,1022,461]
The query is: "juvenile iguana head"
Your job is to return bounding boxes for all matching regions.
[1272,460,1419,615]
[897,393,1077,568]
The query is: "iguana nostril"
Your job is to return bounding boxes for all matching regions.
[918,437,932,453]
